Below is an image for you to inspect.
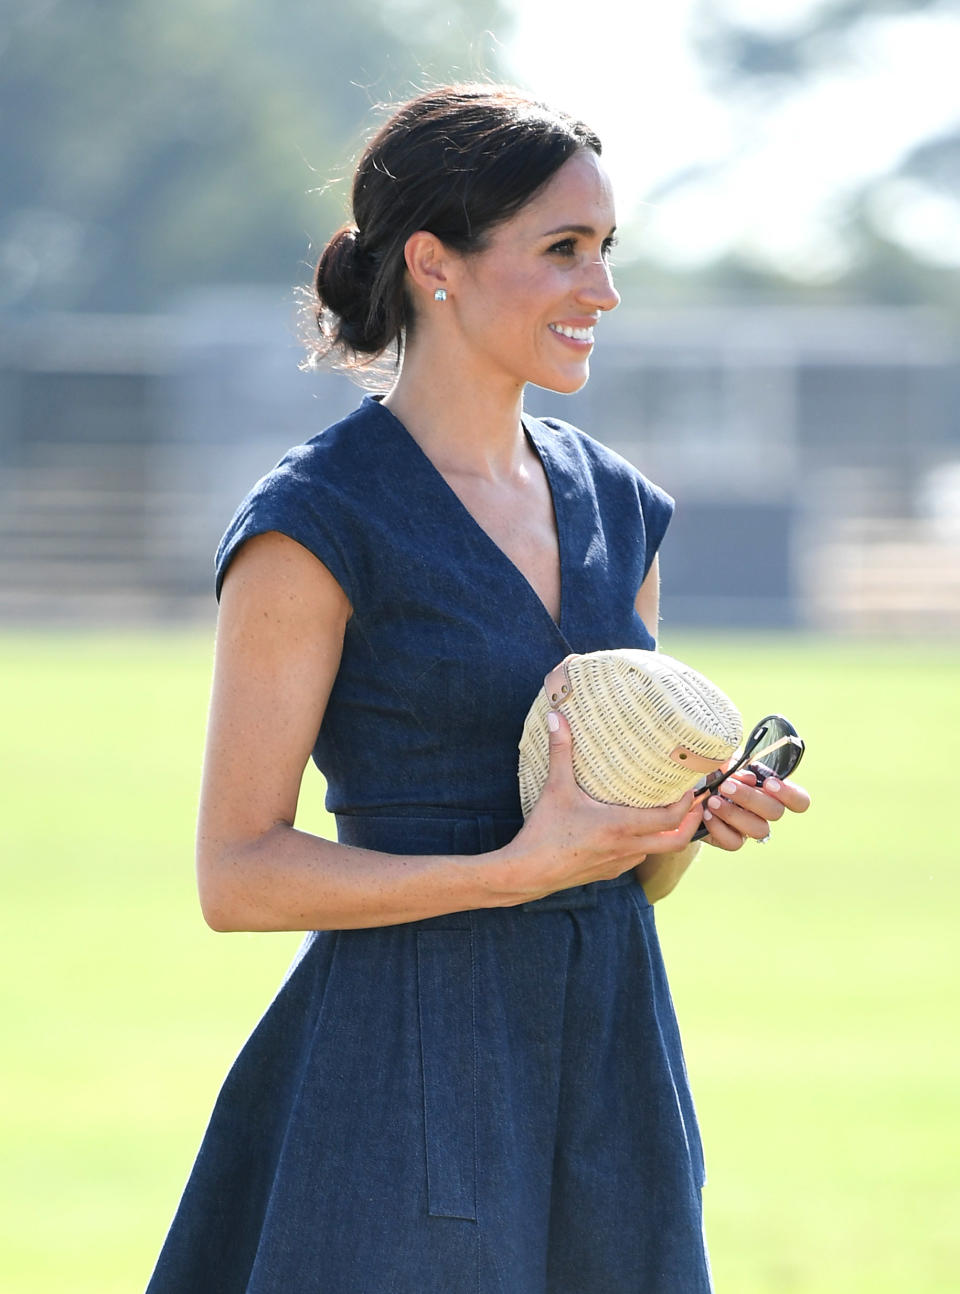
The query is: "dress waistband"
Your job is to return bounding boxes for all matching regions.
[334,811,640,913]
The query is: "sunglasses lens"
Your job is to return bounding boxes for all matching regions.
[748,715,803,782]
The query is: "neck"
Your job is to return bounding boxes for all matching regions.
[381,337,528,481]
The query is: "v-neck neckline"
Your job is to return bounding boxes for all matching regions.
[368,395,570,640]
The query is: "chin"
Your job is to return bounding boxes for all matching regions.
[537,365,591,396]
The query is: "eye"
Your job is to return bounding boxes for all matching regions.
[548,238,577,257]
[602,235,618,262]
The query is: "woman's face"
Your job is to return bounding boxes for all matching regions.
[448,148,620,395]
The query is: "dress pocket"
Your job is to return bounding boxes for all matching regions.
[416,930,477,1220]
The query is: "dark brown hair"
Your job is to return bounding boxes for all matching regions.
[305,83,602,373]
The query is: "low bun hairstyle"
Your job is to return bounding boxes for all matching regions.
[313,225,386,355]
[304,83,602,375]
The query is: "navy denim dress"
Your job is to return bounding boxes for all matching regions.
[146,396,713,1293]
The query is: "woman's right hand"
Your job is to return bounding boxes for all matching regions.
[495,711,702,904]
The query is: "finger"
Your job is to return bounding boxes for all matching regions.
[760,777,811,813]
[637,804,702,853]
[621,789,696,836]
[543,710,576,790]
[728,768,810,814]
[706,794,774,841]
[700,808,746,851]
[732,769,758,787]
[714,779,786,825]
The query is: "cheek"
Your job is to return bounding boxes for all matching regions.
[479,265,554,322]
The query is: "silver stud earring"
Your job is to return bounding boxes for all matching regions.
[434,288,447,302]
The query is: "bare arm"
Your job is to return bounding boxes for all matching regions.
[197,531,503,931]
[197,533,701,932]
[633,554,662,644]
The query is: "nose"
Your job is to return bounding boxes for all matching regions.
[578,256,620,312]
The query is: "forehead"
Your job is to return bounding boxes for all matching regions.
[504,149,616,237]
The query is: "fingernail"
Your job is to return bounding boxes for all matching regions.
[703,809,713,821]
[708,795,723,810]
[765,777,781,792]
[720,780,738,796]
[546,711,559,732]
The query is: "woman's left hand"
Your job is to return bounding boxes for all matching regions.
[699,769,810,851]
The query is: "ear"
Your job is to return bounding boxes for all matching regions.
[403,230,452,302]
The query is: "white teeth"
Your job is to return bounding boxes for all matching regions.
[549,324,594,341]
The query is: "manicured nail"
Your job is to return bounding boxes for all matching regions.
[546,711,559,732]
[720,780,738,796]
[765,777,782,792]
[708,795,723,810]
[703,809,713,821]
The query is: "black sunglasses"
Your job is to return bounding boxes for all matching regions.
[692,713,805,841]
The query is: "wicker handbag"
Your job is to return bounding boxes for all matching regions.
[518,649,743,816]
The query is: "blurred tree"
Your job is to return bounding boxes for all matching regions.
[624,0,960,307]
[0,0,508,311]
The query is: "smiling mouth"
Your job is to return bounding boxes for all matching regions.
[548,323,594,343]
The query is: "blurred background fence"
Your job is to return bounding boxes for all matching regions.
[2,296,958,632]
[3,0,960,637]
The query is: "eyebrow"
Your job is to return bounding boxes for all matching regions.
[541,224,617,239]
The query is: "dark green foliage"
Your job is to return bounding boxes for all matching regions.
[0,0,508,310]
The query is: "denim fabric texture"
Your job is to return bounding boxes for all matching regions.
[146,397,713,1293]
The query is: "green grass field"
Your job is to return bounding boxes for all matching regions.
[1,629,958,1293]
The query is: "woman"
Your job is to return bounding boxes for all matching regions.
[147,84,809,1293]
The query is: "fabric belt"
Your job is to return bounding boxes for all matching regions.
[334,811,639,912]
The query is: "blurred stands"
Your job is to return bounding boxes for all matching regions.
[1,293,958,632]
[535,305,960,633]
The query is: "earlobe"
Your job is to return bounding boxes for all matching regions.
[404,230,450,303]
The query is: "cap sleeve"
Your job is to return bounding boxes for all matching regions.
[635,472,675,580]
[214,455,355,604]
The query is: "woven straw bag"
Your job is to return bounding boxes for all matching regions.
[518,649,743,816]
